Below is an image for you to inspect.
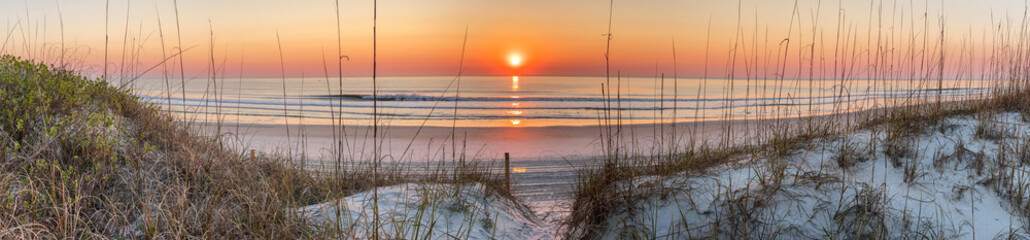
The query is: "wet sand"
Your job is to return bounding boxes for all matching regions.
[207,118,795,162]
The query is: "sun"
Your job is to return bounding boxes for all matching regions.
[509,56,521,67]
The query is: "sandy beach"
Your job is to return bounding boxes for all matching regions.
[207,109,878,163]
[210,119,774,162]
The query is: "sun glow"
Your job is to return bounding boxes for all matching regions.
[509,56,521,67]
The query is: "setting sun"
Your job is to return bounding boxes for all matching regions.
[509,56,521,67]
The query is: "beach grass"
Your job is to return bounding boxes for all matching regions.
[561,1,1030,238]
[0,55,515,239]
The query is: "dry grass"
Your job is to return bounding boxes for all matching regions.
[563,0,1030,237]
[565,91,1030,239]
[0,55,510,239]
[0,54,324,238]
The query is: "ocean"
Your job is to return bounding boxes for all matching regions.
[129,75,991,128]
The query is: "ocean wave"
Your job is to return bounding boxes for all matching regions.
[141,90,990,122]
[310,88,987,103]
[138,90,985,113]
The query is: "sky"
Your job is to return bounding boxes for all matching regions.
[1,0,1028,78]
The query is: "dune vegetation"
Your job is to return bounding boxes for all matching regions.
[563,0,1030,238]
[0,55,523,239]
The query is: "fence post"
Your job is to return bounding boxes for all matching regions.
[504,152,511,193]
[251,149,256,162]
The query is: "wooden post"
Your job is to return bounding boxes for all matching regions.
[504,152,511,193]
[250,149,256,162]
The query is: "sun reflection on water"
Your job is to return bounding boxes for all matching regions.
[509,76,522,127]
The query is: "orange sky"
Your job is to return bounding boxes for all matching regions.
[0,0,1027,77]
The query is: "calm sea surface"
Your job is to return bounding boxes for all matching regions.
[128,75,992,128]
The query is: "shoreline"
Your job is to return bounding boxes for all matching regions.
[202,105,892,162]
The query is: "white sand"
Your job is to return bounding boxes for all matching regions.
[596,112,1030,239]
[299,183,555,239]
